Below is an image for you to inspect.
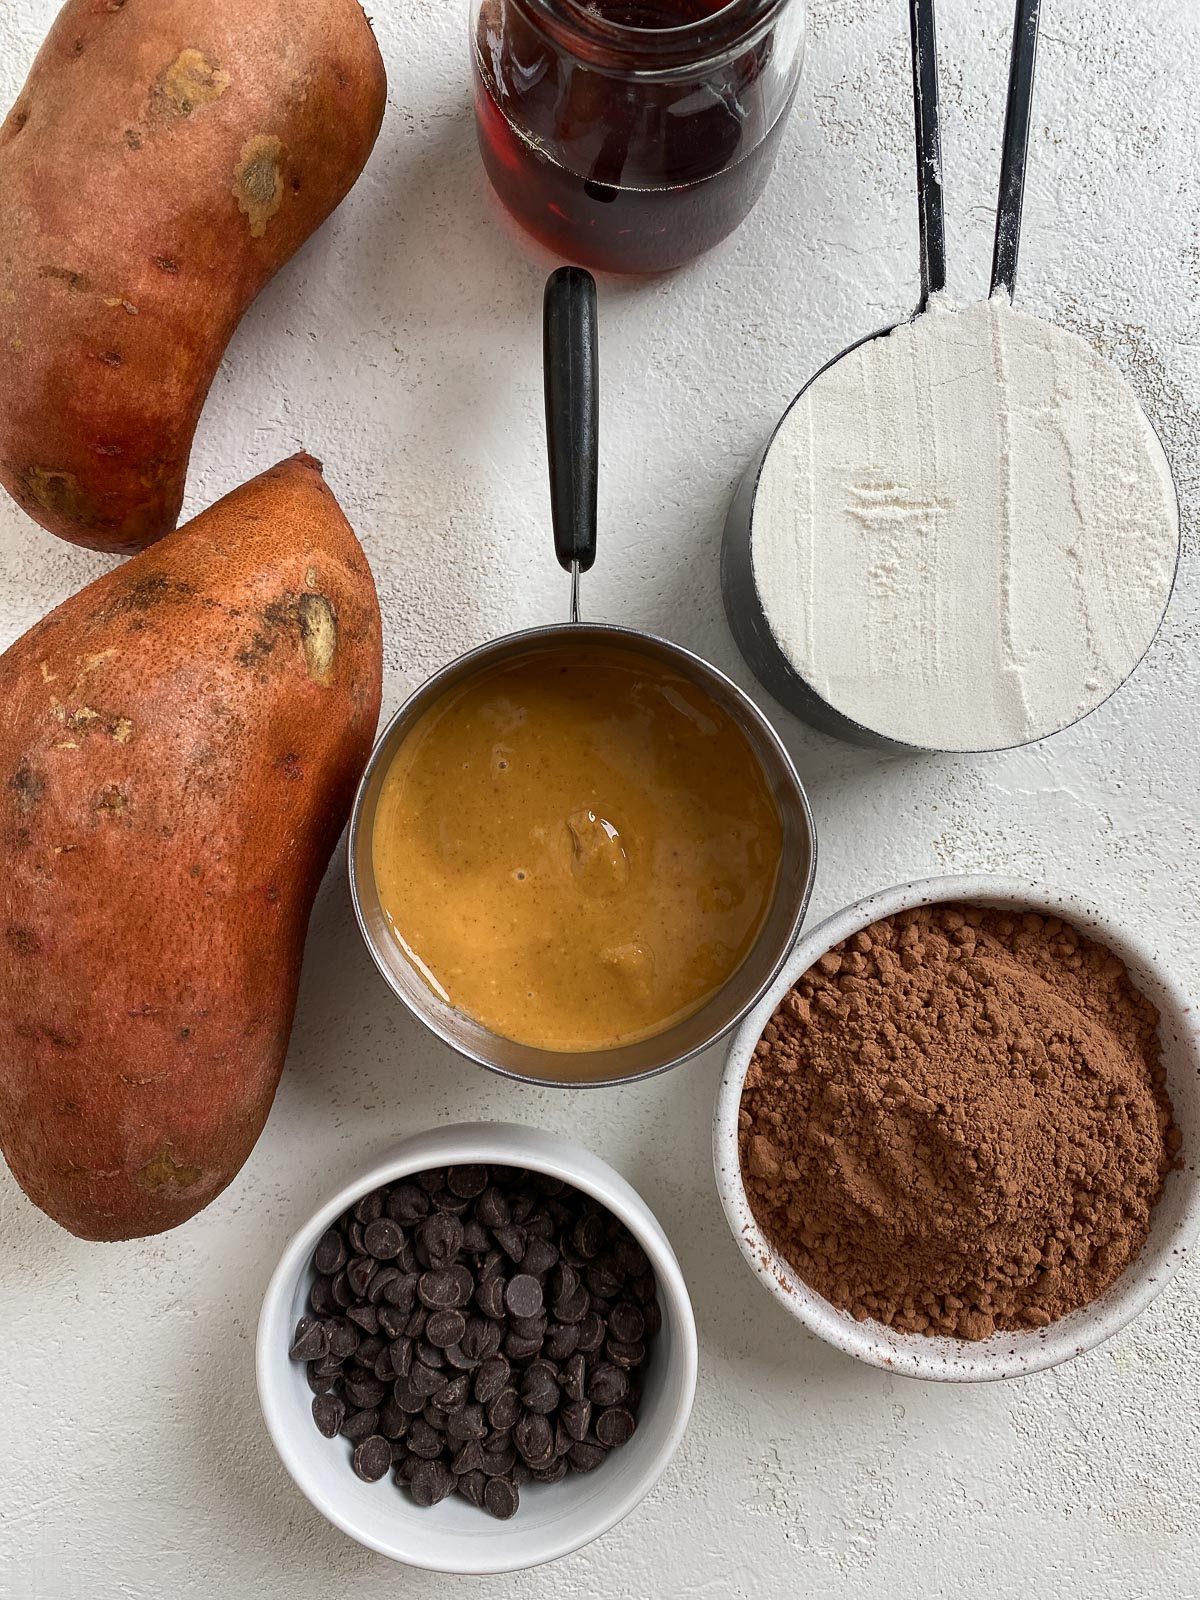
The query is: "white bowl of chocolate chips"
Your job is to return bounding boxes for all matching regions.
[257,1121,697,1571]
[714,874,1200,1381]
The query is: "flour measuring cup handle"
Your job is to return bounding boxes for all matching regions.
[543,266,599,623]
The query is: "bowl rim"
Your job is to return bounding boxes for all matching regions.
[713,872,1200,1382]
[256,1121,699,1572]
[346,620,817,1090]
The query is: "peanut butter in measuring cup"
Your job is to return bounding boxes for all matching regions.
[370,640,783,1053]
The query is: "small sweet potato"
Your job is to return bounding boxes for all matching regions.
[0,454,382,1239]
[0,0,386,552]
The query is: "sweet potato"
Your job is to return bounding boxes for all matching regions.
[0,0,386,552]
[0,454,382,1239]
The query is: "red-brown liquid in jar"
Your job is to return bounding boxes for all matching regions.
[474,0,796,274]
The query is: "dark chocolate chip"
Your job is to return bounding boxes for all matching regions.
[448,1165,489,1198]
[343,1375,386,1409]
[504,1274,543,1319]
[573,1211,604,1260]
[576,1311,606,1353]
[503,1328,543,1362]
[386,1183,429,1223]
[324,1317,359,1361]
[355,1335,384,1368]
[353,1190,385,1225]
[289,1316,328,1362]
[587,1363,628,1406]
[342,1407,380,1444]
[608,1302,645,1344]
[483,1474,519,1520]
[520,1361,560,1415]
[409,1359,444,1399]
[351,1435,391,1482]
[345,1256,376,1298]
[363,1218,404,1260]
[408,1458,455,1507]
[522,1236,559,1276]
[426,1309,467,1348]
[311,1393,344,1438]
[492,1223,527,1264]
[596,1405,637,1448]
[377,1305,408,1340]
[530,1457,568,1484]
[461,1316,502,1362]
[382,1271,419,1311]
[514,1412,554,1466]
[314,1230,348,1276]
[543,1321,580,1361]
[606,1338,646,1369]
[568,1440,608,1473]
[586,1258,624,1301]
[487,1387,520,1431]
[462,1219,491,1253]
[309,1275,335,1316]
[476,1187,510,1228]
[452,1439,484,1475]
[419,1265,473,1310]
[457,1468,487,1507]
[391,1377,426,1415]
[481,1444,516,1478]
[347,1303,380,1336]
[446,1402,487,1442]
[562,1353,587,1403]
[417,1212,464,1270]
[561,1399,592,1441]
[379,1399,410,1438]
[406,1418,443,1459]
[442,1341,479,1371]
[475,1274,506,1320]
[613,1234,650,1277]
[434,1372,470,1412]
[474,1356,511,1406]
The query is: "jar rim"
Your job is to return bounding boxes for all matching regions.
[512,0,795,71]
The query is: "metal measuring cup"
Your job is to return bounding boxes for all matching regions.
[348,268,816,1087]
[721,0,1180,753]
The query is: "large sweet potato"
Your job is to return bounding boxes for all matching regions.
[0,454,382,1239]
[0,0,386,552]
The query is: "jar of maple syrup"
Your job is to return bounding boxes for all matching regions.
[471,0,806,274]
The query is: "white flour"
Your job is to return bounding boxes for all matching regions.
[750,295,1179,750]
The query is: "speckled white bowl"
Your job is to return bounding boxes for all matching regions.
[258,1122,697,1573]
[714,874,1200,1381]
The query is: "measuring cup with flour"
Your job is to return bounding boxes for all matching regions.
[721,0,1179,753]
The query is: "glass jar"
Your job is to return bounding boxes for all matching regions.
[471,0,806,275]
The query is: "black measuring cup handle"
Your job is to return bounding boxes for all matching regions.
[543,266,599,576]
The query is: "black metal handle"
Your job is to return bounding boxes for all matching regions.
[543,266,599,575]
[991,0,1043,298]
[909,0,946,308]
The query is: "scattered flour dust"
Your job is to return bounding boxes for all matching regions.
[750,294,1179,750]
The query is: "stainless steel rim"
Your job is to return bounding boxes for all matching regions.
[348,621,817,1089]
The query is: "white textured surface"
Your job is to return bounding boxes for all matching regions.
[1,0,1198,1595]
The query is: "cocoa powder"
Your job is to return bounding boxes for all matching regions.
[739,904,1181,1340]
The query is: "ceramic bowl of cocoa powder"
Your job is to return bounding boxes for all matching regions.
[713,874,1200,1380]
